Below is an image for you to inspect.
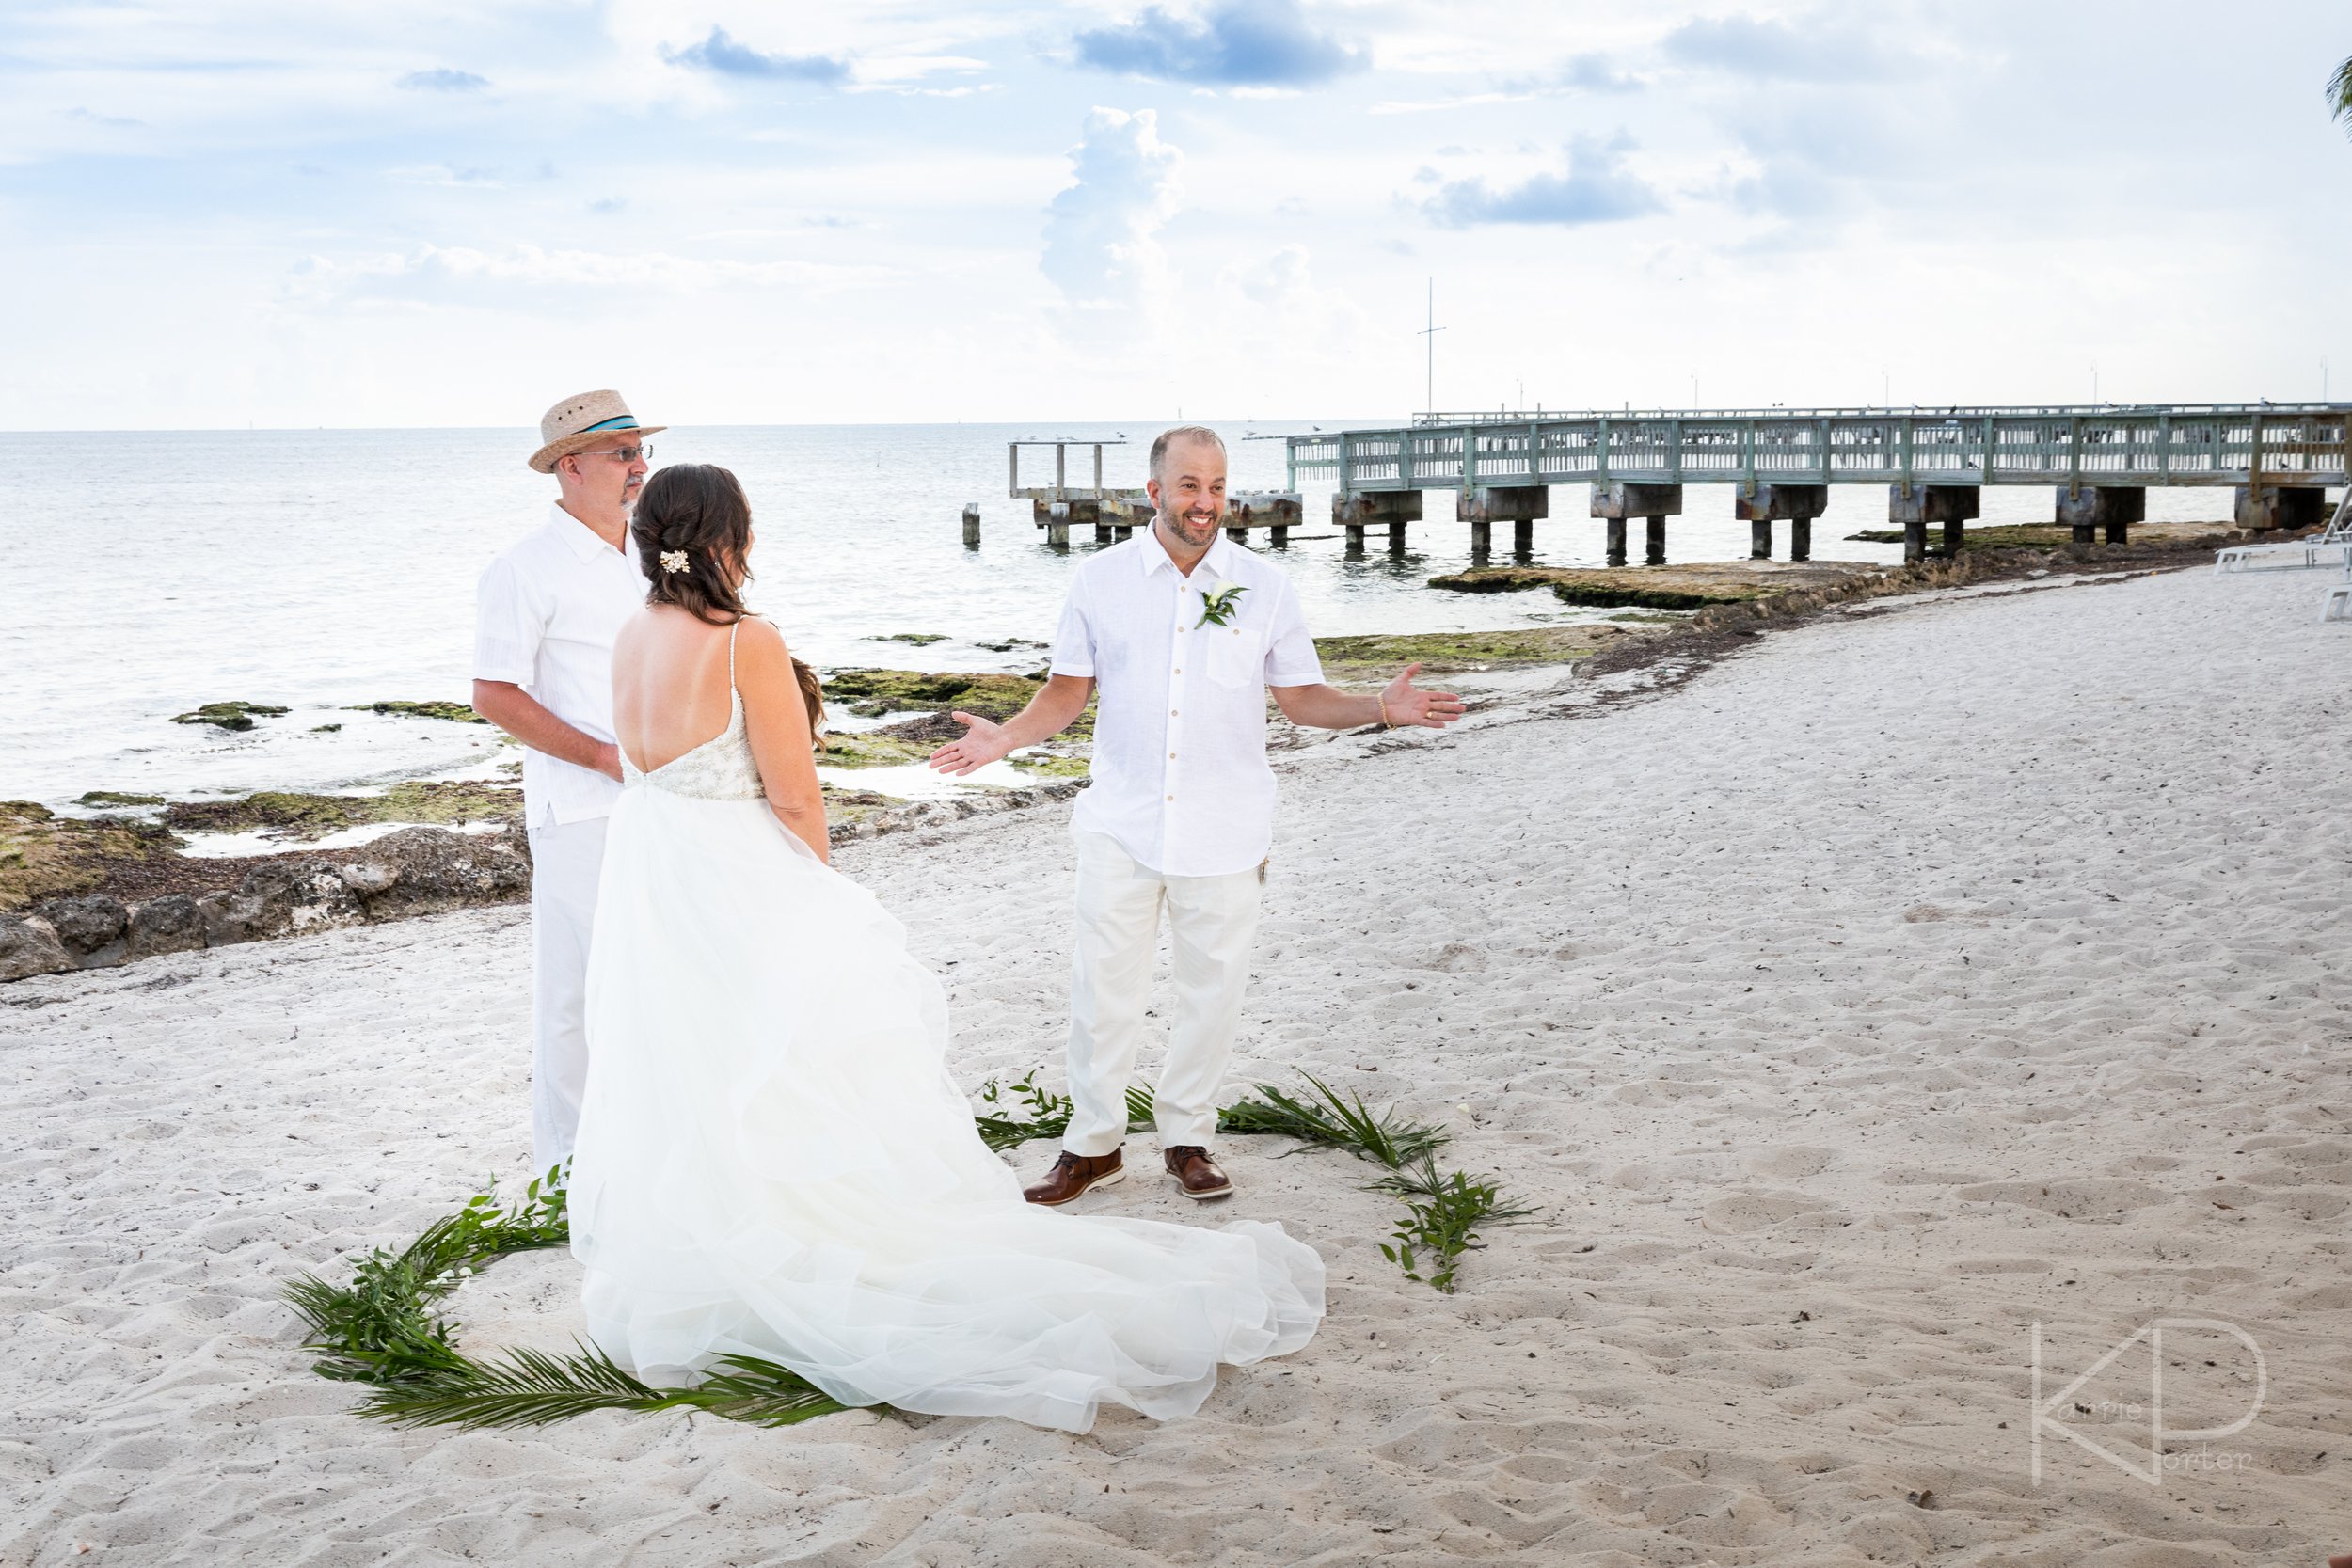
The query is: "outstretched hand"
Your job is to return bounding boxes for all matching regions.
[1382,664,1466,729]
[928,711,1012,776]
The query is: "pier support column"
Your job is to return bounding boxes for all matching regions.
[1336,490,1422,553]
[961,503,980,547]
[2055,486,2144,548]
[1457,486,1548,563]
[1890,484,1980,562]
[1045,501,1072,548]
[1513,518,1534,560]
[1735,484,1829,562]
[1645,517,1667,565]
[1592,483,1683,568]
[2233,484,2325,532]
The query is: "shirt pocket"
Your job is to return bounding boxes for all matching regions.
[1204,625,1264,689]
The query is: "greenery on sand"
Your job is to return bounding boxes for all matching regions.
[346,700,485,724]
[163,780,519,842]
[977,1069,1529,1293]
[172,700,291,732]
[289,1077,1531,1431]
[286,1172,851,1430]
[0,800,183,911]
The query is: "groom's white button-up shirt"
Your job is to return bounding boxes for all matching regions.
[474,503,647,828]
[1050,531,1324,878]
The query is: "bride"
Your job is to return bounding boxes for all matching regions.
[567,463,1325,1433]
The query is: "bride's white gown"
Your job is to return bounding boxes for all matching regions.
[568,640,1325,1433]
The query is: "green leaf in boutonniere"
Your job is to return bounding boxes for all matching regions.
[1197,583,1247,628]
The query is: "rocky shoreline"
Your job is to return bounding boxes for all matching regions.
[0,538,2263,985]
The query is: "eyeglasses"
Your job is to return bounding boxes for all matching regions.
[575,443,652,464]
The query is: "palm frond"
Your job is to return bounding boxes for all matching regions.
[689,1354,862,1427]
[354,1342,860,1429]
[1217,1073,1448,1168]
[2332,55,2352,131]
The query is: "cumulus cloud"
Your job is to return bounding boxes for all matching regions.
[1073,0,1366,87]
[396,69,486,91]
[1663,11,1900,83]
[1040,106,1184,325]
[661,26,850,85]
[1420,133,1664,228]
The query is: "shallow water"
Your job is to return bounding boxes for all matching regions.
[0,422,2231,810]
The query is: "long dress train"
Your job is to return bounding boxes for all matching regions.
[567,626,1324,1433]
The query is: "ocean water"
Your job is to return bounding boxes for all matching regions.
[1,422,2233,813]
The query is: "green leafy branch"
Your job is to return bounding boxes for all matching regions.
[287,1073,1533,1432]
[285,1167,855,1431]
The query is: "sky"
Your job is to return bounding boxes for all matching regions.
[4,0,2348,430]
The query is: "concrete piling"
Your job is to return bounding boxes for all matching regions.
[2055,486,2143,548]
[961,503,980,547]
[1735,484,1829,562]
[1889,484,1980,562]
[1336,490,1422,552]
[2233,484,2325,532]
[1591,483,1683,567]
[1457,486,1546,563]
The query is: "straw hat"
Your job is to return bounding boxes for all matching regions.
[529,389,667,474]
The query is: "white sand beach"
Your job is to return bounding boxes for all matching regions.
[7,560,2351,1566]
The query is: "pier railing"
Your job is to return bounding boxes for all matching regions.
[1288,404,2352,493]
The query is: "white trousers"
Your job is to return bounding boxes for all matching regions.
[527,815,609,1179]
[1063,831,1263,1157]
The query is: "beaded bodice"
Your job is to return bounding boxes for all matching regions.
[619,622,767,802]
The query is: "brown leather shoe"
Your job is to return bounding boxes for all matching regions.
[1162,1145,1232,1200]
[1024,1148,1125,1207]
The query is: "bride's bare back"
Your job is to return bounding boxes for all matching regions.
[612,604,830,862]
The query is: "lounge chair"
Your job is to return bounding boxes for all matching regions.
[2215,490,2352,574]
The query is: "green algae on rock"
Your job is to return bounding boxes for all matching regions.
[1429,560,1884,611]
[821,668,1048,719]
[162,780,520,842]
[76,791,166,809]
[1,801,183,911]
[346,700,485,723]
[816,731,937,770]
[1311,627,1641,681]
[172,701,292,732]
[873,633,949,646]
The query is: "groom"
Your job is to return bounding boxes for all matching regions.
[472,390,661,1179]
[931,425,1465,1205]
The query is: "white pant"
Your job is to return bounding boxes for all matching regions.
[1063,832,1263,1157]
[527,815,609,1178]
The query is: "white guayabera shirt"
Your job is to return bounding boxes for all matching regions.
[473,503,648,828]
[1050,531,1324,878]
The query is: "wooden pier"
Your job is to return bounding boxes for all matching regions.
[1287,404,2351,562]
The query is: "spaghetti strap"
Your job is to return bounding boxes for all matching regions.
[727,618,741,693]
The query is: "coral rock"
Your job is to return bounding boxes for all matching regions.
[0,914,72,982]
[126,895,207,961]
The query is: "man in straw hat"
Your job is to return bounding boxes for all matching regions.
[472,390,665,1180]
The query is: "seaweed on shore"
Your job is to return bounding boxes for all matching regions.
[1,801,183,911]
[346,700,485,724]
[172,701,291,732]
[163,780,519,842]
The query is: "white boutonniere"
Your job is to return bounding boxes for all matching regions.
[1197,583,1247,628]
